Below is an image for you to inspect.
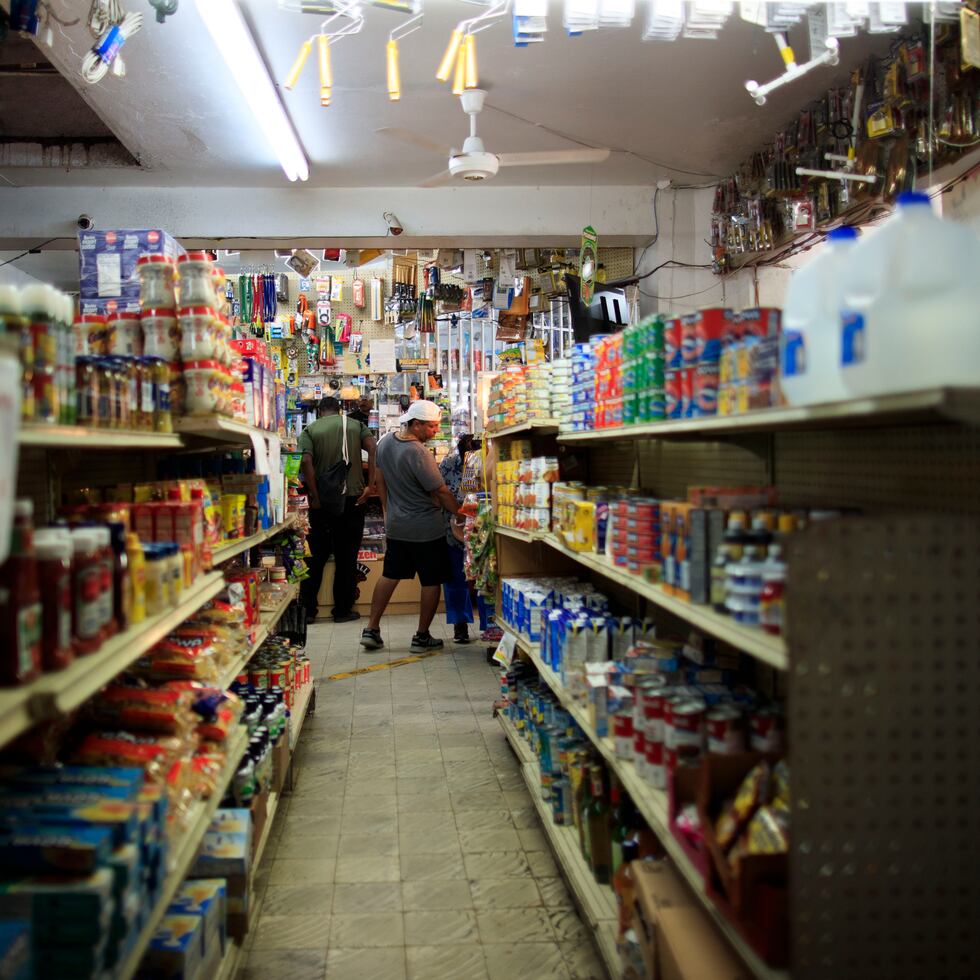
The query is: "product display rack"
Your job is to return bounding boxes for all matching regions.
[173,417,278,445]
[217,583,300,690]
[497,710,620,978]
[499,625,786,980]
[0,570,226,749]
[211,514,297,565]
[17,424,184,450]
[116,724,250,980]
[556,386,980,444]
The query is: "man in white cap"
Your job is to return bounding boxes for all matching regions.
[361,400,461,651]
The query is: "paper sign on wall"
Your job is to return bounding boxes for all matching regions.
[369,338,397,374]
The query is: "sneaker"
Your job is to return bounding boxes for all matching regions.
[360,628,384,650]
[453,623,471,644]
[333,611,361,623]
[410,631,444,652]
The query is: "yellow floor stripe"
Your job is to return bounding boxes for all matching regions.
[325,648,452,682]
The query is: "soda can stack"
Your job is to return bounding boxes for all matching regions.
[608,497,660,573]
[593,333,623,429]
[638,315,666,423]
[692,308,733,417]
[664,317,683,419]
[679,314,698,417]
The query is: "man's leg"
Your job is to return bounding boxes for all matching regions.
[418,584,441,634]
[331,498,366,618]
[299,508,332,619]
[367,576,399,631]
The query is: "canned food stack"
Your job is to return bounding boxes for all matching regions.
[486,364,529,430]
[525,361,553,420]
[550,356,572,427]
[608,497,661,575]
[568,341,597,432]
[495,456,559,532]
[240,636,311,713]
[622,314,666,426]
[593,333,623,429]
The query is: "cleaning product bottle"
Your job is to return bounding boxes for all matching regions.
[839,192,980,398]
[780,226,858,405]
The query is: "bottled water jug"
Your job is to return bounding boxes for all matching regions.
[839,191,980,397]
[780,226,858,405]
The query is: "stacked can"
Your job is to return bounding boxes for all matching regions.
[679,314,698,417]
[608,497,660,574]
[245,637,309,710]
[664,316,682,419]
[526,361,553,420]
[622,315,666,426]
[593,333,623,429]
[664,695,706,772]
[568,341,597,432]
[692,308,733,417]
[551,357,572,428]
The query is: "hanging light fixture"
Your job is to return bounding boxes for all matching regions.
[386,39,401,100]
[284,39,313,90]
[436,28,463,81]
[463,32,478,89]
[452,40,466,96]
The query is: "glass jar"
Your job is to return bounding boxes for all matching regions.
[73,312,105,357]
[176,251,215,306]
[141,308,178,360]
[107,312,143,357]
[135,357,154,431]
[143,545,167,616]
[75,357,98,427]
[168,361,184,417]
[21,284,56,424]
[145,356,172,433]
[179,306,217,360]
[136,254,176,308]
[0,288,34,421]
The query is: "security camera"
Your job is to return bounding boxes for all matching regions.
[383,212,404,236]
[77,214,94,231]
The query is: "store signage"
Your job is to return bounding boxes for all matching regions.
[579,225,599,305]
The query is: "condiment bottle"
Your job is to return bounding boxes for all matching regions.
[90,526,117,638]
[34,529,75,671]
[0,500,42,685]
[108,522,130,633]
[70,528,104,654]
[126,532,146,625]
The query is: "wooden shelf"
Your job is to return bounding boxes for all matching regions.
[488,419,561,438]
[501,627,787,980]
[18,424,183,450]
[0,571,226,750]
[217,584,299,690]
[118,725,249,980]
[498,533,788,670]
[211,515,297,565]
[557,387,980,444]
[495,525,547,544]
[290,681,316,752]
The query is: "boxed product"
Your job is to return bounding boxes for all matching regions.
[141,913,205,980]
[170,879,227,961]
[78,229,183,313]
[0,922,30,980]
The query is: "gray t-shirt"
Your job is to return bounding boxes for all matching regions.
[376,434,445,542]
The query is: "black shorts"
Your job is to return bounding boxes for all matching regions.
[383,537,451,586]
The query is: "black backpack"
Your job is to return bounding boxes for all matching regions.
[315,416,352,516]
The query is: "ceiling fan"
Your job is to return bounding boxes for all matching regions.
[377,89,611,187]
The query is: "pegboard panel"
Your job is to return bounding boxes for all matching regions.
[637,439,768,499]
[786,515,980,980]
[774,424,980,515]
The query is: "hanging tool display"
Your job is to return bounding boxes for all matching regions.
[260,273,278,323]
[296,293,316,342]
[82,0,143,84]
[417,293,435,333]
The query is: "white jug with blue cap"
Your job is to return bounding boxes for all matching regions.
[780,225,858,406]
[839,191,980,397]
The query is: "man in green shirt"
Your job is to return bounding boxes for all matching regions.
[299,396,377,623]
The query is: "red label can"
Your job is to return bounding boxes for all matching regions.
[645,739,666,789]
[613,710,634,758]
[665,370,681,419]
[749,706,784,752]
[707,704,744,754]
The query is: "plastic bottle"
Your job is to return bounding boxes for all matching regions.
[20,284,57,423]
[780,226,858,405]
[0,500,43,684]
[71,529,104,653]
[126,532,146,625]
[839,191,980,397]
[107,523,130,633]
[34,529,75,671]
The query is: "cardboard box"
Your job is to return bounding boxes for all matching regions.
[658,907,750,980]
[78,229,182,310]
[170,879,227,959]
[141,913,205,980]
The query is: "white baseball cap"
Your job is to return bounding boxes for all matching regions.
[400,399,442,425]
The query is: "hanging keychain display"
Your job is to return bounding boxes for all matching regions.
[283,341,300,388]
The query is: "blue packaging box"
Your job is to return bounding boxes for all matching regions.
[142,913,205,980]
[0,921,31,980]
[78,228,183,310]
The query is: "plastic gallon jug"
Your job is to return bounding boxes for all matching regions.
[780,226,858,405]
[839,192,980,397]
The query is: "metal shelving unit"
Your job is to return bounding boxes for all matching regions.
[500,625,787,980]
[0,571,226,750]
[556,387,980,444]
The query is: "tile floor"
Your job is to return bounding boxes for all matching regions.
[240,613,606,980]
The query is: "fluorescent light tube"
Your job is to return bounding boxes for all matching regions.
[195,0,309,182]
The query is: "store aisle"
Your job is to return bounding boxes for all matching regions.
[241,614,606,980]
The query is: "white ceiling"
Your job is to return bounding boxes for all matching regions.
[3,1,892,190]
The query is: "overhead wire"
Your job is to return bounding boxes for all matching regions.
[0,238,61,269]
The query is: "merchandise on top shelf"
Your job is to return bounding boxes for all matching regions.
[568,340,598,432]
[622,314,665,426]
[839,192,980,398]
[780,227,859,406]
[593,333,624,429]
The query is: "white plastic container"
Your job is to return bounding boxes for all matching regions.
[141,308,179,360]
[179,306,217,360]
[184,359,223,415]
[780,226,858,405]
[839,191,980,397]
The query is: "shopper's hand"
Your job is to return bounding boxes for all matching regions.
[355,486,373,506]
[309,499,322,510]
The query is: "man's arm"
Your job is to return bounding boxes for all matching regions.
[355,434,378,506]
[431,483,461,515]
[301,453,320,508]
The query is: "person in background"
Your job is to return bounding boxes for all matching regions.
[440,434,477,644]
[299,396,376,624]
[348,396,374,427]
[360,400,459,653]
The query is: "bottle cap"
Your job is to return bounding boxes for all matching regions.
[896,191,931,208]
[827,225,858,241]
